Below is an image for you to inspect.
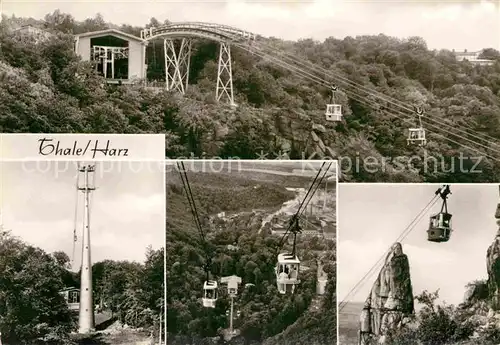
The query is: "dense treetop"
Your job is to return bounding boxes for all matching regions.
[1,11,500,182]
[0,229,164,344]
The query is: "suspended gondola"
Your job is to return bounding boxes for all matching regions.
[325,85,343,122]
[274,162,334,294]
[276,215,302,294]
[427,185,452,243]
[202,280,218,308]
[177,161,218,308]
[407,106,426,146]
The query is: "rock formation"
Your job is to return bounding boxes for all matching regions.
[359,242,414,345]
[486,185,500,309]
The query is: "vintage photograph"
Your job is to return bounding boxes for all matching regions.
[0,2,499,182]
[0,161,165,345]
[166,160,337,345]
[338,183,500,345]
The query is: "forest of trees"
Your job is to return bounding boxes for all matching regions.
[1,11,500,181]
[385,288,500,345]
[166,170,336,344]
[0,229,164,344]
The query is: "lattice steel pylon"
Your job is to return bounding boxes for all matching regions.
[164,38,192,94]
[216,42,235,105]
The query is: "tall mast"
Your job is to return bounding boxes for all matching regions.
[159,311,162,345]
[323,180,328,211]
[78,164,96,333]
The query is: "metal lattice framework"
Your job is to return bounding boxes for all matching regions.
[141,22,257,105]
[92,46,129,60]
[216,43,233,103]
[163,39,191,94]
[91,46,129,80]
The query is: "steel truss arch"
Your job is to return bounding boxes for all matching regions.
[141,22,256,105]
[141,22,256,42]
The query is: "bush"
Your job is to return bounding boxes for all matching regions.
[386,327,419,345]
[386,290,475,345]
[478,322,500,344]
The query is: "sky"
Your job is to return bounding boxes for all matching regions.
[0,160,165,269]
[338,183,499,306]
[2,0,499,51]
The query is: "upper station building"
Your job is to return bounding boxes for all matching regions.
[454,49,495,66]
[74,29,148,84]
[71,22,252,104]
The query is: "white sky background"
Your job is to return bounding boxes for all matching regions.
[2,0,499,51]
[338,183,499,306]
[0,161,164,270]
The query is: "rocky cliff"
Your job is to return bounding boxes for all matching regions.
[359,242,414,345]
[211,107,340,160]
[486,186,500,310]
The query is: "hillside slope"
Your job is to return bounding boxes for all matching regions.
[166,169,336,344]
[2,13,500,182]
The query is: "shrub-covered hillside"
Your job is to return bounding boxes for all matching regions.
[166,169,336,344]
[0,230,164,345]
[2,11,500,182]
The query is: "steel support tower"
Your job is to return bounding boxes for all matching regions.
[78,164,96,334]
[163,38,234,105]
[323,179,328,211]
[216,42,235,105]
[159,310,163,345]
[164,38,192,94]
[221,275,241,335]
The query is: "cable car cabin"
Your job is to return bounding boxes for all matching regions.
[325,104,342,122]
[276,253,301,294]
[407,128,426,146]
[427,212,452,243]
[202,280,218,308]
